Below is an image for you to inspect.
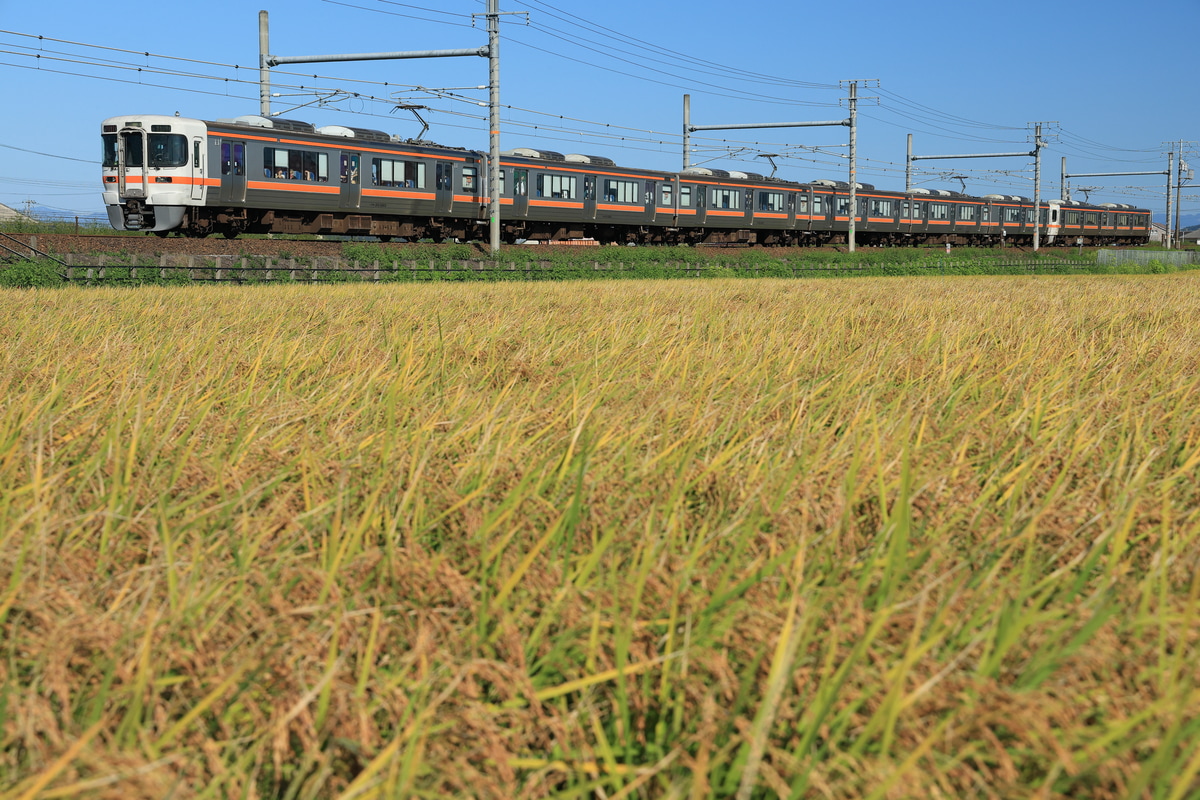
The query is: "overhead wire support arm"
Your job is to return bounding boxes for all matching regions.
[264,48,490,66]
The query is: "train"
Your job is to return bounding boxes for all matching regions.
[101,113,1153,247]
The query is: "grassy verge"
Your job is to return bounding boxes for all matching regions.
[2,275,1199,797]
[1,243,1192,287]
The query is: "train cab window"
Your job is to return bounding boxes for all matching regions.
[537,173,577,199]
[661,184,674,207]
[603,178,638,203]
[679,186,692,207]
[759,191,785,212]
[145,134,188,167]
[462,166,477,192]
[710,188,740,210]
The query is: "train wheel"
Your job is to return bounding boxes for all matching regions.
[154,230,170,239]
[221,230,240,240]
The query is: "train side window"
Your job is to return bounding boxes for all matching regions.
[759,192,784,212]
[603,178,638,203]
[798,195,810,214]
[711,188,740,210]
[499,170,506,195]
[661,184,673,206]
[982,205,990,222]
[302,152,318,181]
[404,161,425,188]
[513,169,528,197]
[318,153,329,182]
[870,198,893,217]
[193,141,201,169]
[959,205,976,221]
[537,173,577,199]
[462,166,477,192]
[929,203,948,221]
[679,186,692,207]
[812,196,822,215]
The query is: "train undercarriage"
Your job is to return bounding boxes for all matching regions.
[163,206,1146,248]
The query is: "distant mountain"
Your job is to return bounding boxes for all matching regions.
[1155,212,1200,229]
[23,204,108,224]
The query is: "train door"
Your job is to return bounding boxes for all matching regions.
[744,188,754,227]
[583,175,598,219]
[339,152,361,209]
[190,137,205,201]
[511,168,529,218]
[694,184,708,225]
[435,161,454,214]
[645,180,657,223]
[219,140,246,204]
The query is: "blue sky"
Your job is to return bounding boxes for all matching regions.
[2,0,1196,223]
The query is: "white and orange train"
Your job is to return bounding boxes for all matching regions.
[102,114,1152,246]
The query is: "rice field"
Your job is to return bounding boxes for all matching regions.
[2,274,1199,799]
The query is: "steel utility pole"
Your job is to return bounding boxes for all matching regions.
[1174,142,1194,246]
[1166,148,1175,249]
[259,11,271,116]
[1032,123,1044,251]
[486,0,501,254]
[847,81,858,252]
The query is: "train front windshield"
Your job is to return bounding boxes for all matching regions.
[102,132,188,168]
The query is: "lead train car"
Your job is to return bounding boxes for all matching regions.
[101,114,1152,246]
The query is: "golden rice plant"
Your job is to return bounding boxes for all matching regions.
[1,274,1199,799]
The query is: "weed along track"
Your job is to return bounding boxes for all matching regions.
[3,275,1200,797]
